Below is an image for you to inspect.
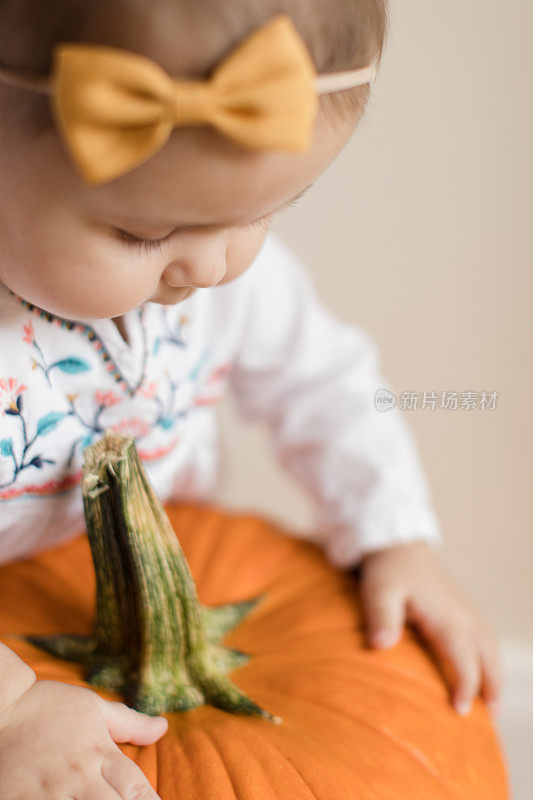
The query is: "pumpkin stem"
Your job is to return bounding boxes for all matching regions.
[23,432,280,722]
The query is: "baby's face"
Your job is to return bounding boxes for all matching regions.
[0,107,357,320]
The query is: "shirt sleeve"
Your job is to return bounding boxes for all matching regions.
[227,231,444,570]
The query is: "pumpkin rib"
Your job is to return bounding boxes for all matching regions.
[222,598,361,646]
[326,660,449,702]
[185,510,306,602]
[376,723,461,799]
[223,624,450,699]
[185,725,243,800]
[255,657,449,708]
[261,690,465,800]
[295,690,461,797]
[202,723,318,800]
[186,514,237,590]
[268,720,390,800]
[231,659,504,799]
[257,668,444,721]
[223,718,379,800]
[266,753,320,800]
[230,726,320,800]
[155,719,195,797]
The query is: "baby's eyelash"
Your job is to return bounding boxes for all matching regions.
[246,215,272,231]
[114,214,272,251]
[114,229,170,252]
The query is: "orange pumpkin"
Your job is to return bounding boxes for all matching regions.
[0,503,510,799]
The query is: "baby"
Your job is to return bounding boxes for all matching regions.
[0,1,502,798]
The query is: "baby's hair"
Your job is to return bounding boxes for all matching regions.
[0,0,388,147]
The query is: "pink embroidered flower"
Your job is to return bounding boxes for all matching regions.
[140,381,157,399]
[0,377,27,414]
[110,417,151,438]
[95,390,121,408]
[22,320,35,345]
[206,362,232,384]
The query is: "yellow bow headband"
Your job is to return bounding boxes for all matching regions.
[0,13,377,186]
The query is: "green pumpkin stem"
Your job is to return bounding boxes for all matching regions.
[22,432,280,722]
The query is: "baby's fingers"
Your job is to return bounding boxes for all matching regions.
[442,631,481,715]
[99,696,168,745]
[99,743,161,800]
[477,625,504,710]
[415,616,481,715]
[360,581,406,649]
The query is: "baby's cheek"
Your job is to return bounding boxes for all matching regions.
[66,265,158,318]
[9,249,160,320]
[221,226,270,285]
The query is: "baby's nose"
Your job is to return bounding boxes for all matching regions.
[163,256,227,289]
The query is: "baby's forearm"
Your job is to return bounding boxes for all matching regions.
[0,641,37,716]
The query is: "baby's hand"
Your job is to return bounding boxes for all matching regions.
[0,678,168,799]
[358,541,503,716]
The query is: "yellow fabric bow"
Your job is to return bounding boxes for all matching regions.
[51,14,319,185]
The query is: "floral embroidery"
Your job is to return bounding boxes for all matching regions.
[22,321,34,345]
[188,346,210,381]
[0,381,61,488]
[207,362,233,384]
[193,360,233,406]
[152,310,188,356]
[110,417,152,438]
[0,377,27,414]
[0,437,181,500]
[64,390,126,467]
[94,390,121,408]
[0,470,82,501]
[151,371,185,430]
[1,293,234,498]
[15,293,149,396]
[139,381,157,399]
[24,319,91,387]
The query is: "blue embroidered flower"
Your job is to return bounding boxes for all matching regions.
[0,379,59,488]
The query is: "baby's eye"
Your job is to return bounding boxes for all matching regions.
[114,229,173,252]
[114,214,271,252]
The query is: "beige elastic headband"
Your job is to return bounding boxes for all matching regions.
[0,13,378,184]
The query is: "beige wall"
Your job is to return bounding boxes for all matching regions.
[214,0,533,645]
